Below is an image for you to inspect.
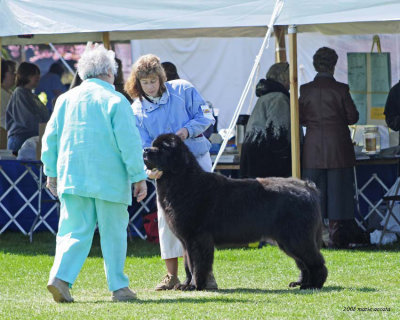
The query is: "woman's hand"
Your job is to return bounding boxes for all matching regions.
[46,177,58,197]
[133,180,148,202]
[146,169,163,180]
[175,127,189,140]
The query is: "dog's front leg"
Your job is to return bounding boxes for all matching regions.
[175,250,196,291]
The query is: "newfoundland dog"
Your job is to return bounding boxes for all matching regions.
[144,133,327,291]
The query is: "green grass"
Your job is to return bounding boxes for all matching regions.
[0,232,399,320]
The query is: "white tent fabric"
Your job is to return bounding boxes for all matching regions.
[2,0,400,129]
[132,33,400,130]
[0,0,272,43]
[278,0,400,34]
[131,37,276,130]
[1,0,400,45]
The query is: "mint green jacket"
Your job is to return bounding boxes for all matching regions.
[41,78,147,205]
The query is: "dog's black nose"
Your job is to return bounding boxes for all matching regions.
[143,147,151,154]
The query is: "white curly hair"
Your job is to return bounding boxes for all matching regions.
[77,43,117,80]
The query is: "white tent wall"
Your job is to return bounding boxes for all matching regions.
[297,33,400,86]
[131,37,276,130]
[131,33,400,131]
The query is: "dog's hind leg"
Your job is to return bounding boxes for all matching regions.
[288,259,310,288]
[278,237,327,290]
[277,241,310,288]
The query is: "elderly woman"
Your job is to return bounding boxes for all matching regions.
[240,62,292,178]
[125,54,216,291]
[42,44,148,303]
[299,47,359,249]
[6,62,49,153]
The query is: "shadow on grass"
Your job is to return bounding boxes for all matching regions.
[217,285,377,295]
[58,286,379,305]
[322,242,400,252]
[0,231,160,258]
[76,297,249,304]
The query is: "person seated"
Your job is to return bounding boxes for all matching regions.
[35,62,66,114]
[6,62,49,154]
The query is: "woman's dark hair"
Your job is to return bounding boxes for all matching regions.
[16,62,40,87]
[49,62,65,77]
[161,61,180,81]
[313,47,338,73]
[1,60,16,83]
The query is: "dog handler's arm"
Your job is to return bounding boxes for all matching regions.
[133,180,147,202]
[46,177,58,197]
[182,86,215,138]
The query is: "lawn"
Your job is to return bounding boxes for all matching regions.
[0,232,399,320]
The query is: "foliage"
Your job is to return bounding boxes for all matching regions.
[1,48,11,60]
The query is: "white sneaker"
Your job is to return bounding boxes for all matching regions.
[47,278,74,303]
[112,287,137,302]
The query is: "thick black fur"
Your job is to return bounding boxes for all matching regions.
[144,134,328,291]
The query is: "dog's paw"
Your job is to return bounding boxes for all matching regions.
[174,283,196,291]
[289,281,301,288]
[299,283,320,290]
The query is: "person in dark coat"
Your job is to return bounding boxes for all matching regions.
[299,47,359,248]
[384,81,400,136]
[240,62,292,179]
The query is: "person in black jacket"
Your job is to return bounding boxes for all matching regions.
[384,81,400,136]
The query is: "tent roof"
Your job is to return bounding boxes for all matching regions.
[0,0,272,44]
[1,0,400,45]
[277,0,400,34]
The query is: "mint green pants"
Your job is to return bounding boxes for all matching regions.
[49,194,129,292]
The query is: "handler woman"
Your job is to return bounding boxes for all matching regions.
[42,44,148,303]
[125,54,217,291]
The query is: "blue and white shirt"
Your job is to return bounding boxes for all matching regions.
[132,79,214,157]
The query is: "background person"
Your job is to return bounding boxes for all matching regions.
[1,60,16,129]
[299,47,359,249]
[161,61,180,81]
[240,62,292,179]
[125,54,217,291]
[384,80,400,137]
[35,62,66,114]
[42,44,148,303]
[6,62,49,153]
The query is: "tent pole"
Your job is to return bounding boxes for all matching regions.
[102,32,111,49]
[288,25,301,178]
[274,26,287,62]
[211,0,285,172]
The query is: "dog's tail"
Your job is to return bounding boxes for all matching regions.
[304,180,324,248]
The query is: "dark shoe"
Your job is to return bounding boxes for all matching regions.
[155,274,180,291]
[112,287,137,302]
[47,278,74,303]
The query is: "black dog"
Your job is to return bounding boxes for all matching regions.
[144,133,327,290]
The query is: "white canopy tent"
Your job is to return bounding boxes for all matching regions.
[1,0,400,175]
[1,0,400,41]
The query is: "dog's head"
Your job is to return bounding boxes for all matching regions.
[143,133,196,174]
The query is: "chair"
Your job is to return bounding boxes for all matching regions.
[127,179,157,241]
[379,177,400,245]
